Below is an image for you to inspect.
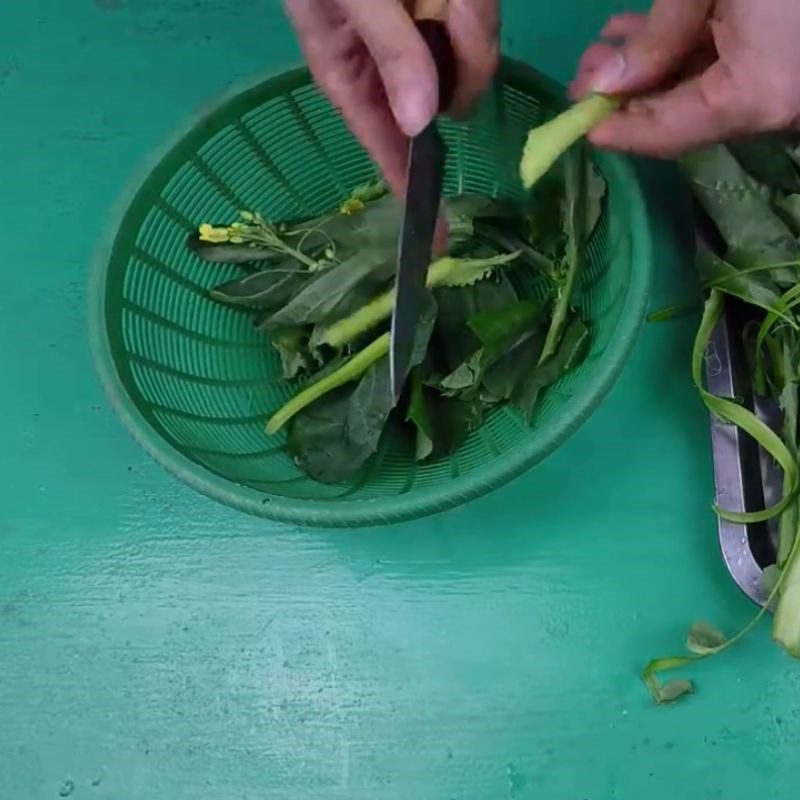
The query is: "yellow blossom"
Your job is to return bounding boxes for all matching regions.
[339,198,365,216]
[198,223,231,244]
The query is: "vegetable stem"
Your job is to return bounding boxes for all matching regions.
[773,525,800,656]
[322,253,520,348]
[265,333,390,434]
[539,143,588,364]
[520,94,619,190]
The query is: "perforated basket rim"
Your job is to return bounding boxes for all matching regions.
[88,59,652,529]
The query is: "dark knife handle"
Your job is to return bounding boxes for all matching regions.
[415,19,457,114]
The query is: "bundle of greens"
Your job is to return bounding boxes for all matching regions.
[641,136,800,703]
[189,148,605,484]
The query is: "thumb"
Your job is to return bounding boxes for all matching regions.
[590,0,713,95]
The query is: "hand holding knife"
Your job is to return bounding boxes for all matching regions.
[389,0,457,404]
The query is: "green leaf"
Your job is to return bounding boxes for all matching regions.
[697,251,793,321]
[681,145,800,280]
[270,329,313,380]
[284,297,438,482]
[428,252,522,289]
[445,195,517,240]
[439,300,546,395]
[582,160,607,244]
[432,276,520,374]
[265,245,395,329]
[775,194,800,238]
[727,136,800,195]
[513,318,590,423]
[283,193,400,255]
[209,262,309,309]
[406,374,485,462]
[525,170,566,260]
[481,333,545,403]
[287,359,395,483]
[473,220,556,278]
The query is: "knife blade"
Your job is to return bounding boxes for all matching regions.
[389,17,456,404]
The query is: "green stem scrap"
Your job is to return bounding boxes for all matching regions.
[520,94,619,190]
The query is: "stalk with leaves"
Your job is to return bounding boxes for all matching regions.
[188,160,605,483]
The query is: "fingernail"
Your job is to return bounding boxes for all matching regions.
[392,82,437,137]
[590,50,627,94]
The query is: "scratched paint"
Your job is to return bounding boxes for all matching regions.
[2,1,800,799]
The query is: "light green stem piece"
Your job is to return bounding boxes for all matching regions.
[265,333,390,434]
[539,143,588,364]
[322,252,520,348]
[520,95,619,190]
[773,529,800,657]
[324,293,395,350]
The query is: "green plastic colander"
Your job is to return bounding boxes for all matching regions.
[89,59,652,528]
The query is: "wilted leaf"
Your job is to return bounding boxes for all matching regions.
[656,680,694,704]
[513,317,590,423]
[686,622,728,656]
[406,373,485,461]
[271,328,312,380]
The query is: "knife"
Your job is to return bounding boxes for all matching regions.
[389,1,457,404]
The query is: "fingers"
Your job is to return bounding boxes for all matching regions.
[590,0,713,95]
[446,0,500,117]
[570,42,618,99]
[287,0,499,196]
[338,0,439,136]
[570,14,645,100]
[588,62,755,158]
[285,0,410,194]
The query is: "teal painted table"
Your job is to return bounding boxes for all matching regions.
[2,2,799,798]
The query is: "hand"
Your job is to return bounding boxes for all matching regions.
[571,0,800,157]
[285,0,499,195]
